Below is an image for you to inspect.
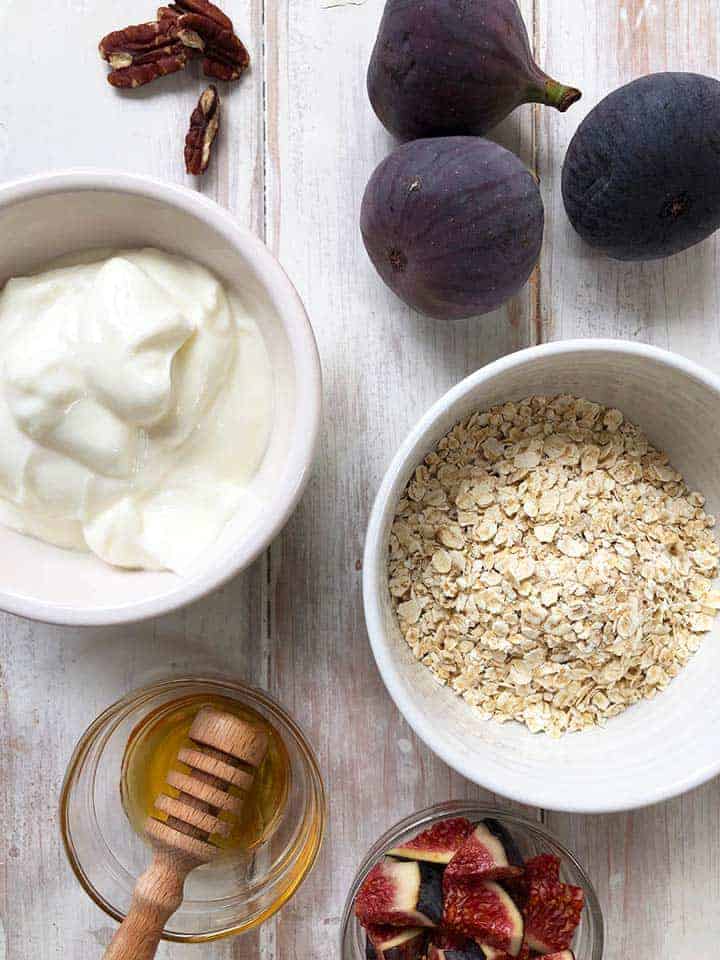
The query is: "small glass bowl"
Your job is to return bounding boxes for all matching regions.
[60,676,325,943]
[341,801,603,960]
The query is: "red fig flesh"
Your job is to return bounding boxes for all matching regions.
[523,879,584,954]
[479,946,531,960]
[389,818,474,865]
[525,855,561,884]
[445,822,524,884]
[356,859,443,928]
[443,880,524,957]
[366,926,428,960]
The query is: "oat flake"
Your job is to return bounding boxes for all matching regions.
[388,395,720,737]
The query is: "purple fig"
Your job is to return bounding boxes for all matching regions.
[360,137,544,321]
[368,0,581,139]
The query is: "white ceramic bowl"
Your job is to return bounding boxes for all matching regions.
[364,340,720,813]
[0,171,321,626]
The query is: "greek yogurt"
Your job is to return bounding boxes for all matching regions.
[0,248,273,573]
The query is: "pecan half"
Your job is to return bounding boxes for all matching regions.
[100,20,189,87]
[185,85,221,175]
[202,52,249,83]
[176,12,250,81]
[160,0,234,32]
[108,47,188,89]
[100,20,177,67]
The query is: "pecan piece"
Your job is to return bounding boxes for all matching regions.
[176,12,250,81]
[202,52,249,83]
[108,47,188,89]
[100,20,178,67]
[159,0,234,32]
[100,20,189,87]
[185,85,221,175]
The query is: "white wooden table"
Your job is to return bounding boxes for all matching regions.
[1,1,718,957]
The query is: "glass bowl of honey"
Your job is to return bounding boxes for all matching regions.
[60,676,325,942]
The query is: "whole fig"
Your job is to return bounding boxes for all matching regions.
[367,0,581,139]
[563,73,720,261]
[360,137,544,321]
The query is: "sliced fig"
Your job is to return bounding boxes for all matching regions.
[523,879,584,954]
[445,821,524,884]
[355,858,443,928]
[429,934,530,960]
[428,939,489,960]
[542,952,575,960]
[475,947,504,960]
[478,946,530,960]
[443,880,524,957]
[525,855,561,884]
[505,853,562,906]
[430,931,470,951]
[366,926,428,960]
[389,818,474,865]
[483,821,524,868]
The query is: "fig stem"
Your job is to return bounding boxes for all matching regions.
[530,75,582,113]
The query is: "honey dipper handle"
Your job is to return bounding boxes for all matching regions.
[103,850,196,960]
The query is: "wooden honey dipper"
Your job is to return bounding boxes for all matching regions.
[104,706,269,960]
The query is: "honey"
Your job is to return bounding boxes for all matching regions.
[121,693,290,855]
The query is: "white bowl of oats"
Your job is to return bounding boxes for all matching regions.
[364,340,720,813]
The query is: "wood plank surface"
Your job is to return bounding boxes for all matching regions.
[263,1,536,957]
[0,1,718,959]
[537,3,720,959]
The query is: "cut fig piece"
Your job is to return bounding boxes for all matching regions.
[445,821,524,885]
[476,947,504,960]
[542,952,575,960]
[366,926,428,960]
[523,879,584,954]
[525,855,561,884]
[443,880,524,957]
[389,817,474,865]
[355,858,443,928]
[429,931,473,952]
[482,821,524,869]
[477,945,531,960]
[428,938,489,960]
[429,936,530,960]
[505,853,562,907]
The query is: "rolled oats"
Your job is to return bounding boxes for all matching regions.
[388,395,720,738]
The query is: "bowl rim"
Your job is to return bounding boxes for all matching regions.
[339,801,604,960]
[363,338,720,814]
[59,674,327,942]
[0,169,322,627]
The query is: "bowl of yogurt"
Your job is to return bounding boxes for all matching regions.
[0,171,321,624]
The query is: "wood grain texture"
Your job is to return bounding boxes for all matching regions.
[0,1,719,959]
[537,2,720,959]
[262,0,537,950]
